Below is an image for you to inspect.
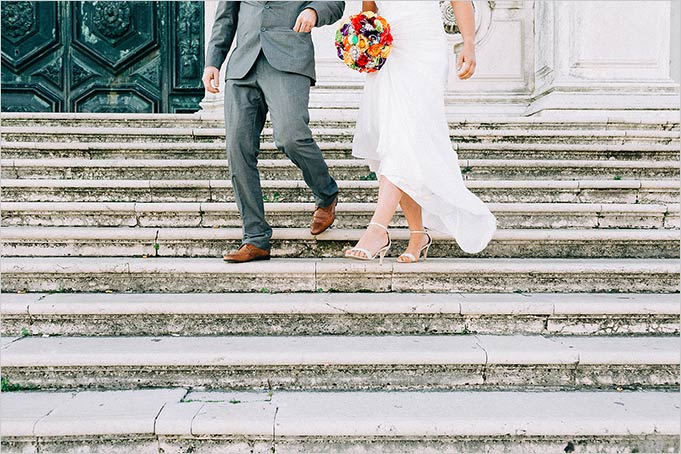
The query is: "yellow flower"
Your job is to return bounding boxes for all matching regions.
[344,52,355,66]
[358,35,369,51]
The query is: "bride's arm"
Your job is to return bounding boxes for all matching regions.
[451,1,476,79]
[362,1,377,13]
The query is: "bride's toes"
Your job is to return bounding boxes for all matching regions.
[345,249,366,259]
[344,248,364,259]
[399,249,416,262]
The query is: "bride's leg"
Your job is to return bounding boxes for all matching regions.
[346,175,400,257]
[398,192,431,260]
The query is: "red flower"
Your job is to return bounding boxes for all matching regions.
[356,54,369,67]
[351,15,363,31]
[380,32,393,45]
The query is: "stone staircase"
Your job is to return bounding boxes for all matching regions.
[1,111,679,453]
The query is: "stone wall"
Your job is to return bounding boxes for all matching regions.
[201,0,680,117]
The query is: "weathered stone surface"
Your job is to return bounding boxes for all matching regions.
[3,202,677,231]
[0,391,75,437]
[33,388,186,436]
[2,122,678,147]
[2,257,679,294]
[1,335,677,390]
[2,292,678,337]
[3,139,678,161]
[2,111,678,129]
[3,178,678,204]
[389,258,680,293]
[0,113,678,452]
[3,157,677,181]
[3,388,679,453]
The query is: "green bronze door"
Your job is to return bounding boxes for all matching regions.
[1,1,205,113]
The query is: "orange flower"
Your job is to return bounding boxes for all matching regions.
[367,44,382,57]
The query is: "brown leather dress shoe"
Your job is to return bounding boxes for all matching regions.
[310,195,338,235]
[223,244,271,263]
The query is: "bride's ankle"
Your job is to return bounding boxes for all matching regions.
[371,227,389,240]
[358,225,388,245]
[407,231,429,247]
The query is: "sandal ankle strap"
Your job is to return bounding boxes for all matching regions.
[368,222,389,232]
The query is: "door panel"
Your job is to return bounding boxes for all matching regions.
[1,1,205,113]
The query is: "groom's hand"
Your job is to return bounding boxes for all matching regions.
[293,8,317,33]
[202,66,220,94]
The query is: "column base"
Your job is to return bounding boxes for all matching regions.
[196,92,224,118]
[525,81,681,120]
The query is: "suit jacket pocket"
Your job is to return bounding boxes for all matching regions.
[261,30,316,79]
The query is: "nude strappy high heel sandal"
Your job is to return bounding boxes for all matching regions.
[397,230,432,263]
[344,222,392,265]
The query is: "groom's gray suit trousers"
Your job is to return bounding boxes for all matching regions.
[224,51,339,250]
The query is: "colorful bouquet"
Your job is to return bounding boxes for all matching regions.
[335,11,393,73]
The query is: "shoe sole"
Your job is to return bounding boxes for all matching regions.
[223,255,271,263]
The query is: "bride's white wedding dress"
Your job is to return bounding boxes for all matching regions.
[352,0,496,254]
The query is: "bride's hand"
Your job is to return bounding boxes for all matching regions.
[456,44,476,80]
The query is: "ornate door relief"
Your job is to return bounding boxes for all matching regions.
[1,1,205,113]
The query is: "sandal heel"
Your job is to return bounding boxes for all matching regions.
[378,244,390,265]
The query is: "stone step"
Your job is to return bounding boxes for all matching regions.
[1,335,678,390]
[3,178,678,204]
[3,202,678,230]
[3,140,679,161]
[3,292,678,337]
[2,257,678,293]
[4,158,676,180]
[2,111,679,130]
[2,125,678,146]
[2,389,678,453]
[2,227,679,259]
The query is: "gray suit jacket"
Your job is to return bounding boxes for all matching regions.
[206,1,345,83]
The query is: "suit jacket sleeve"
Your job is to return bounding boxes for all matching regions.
[205,1,240,69]
[307,1,345,27]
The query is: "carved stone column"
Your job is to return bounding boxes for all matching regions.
[198,0,225,116]
[526,1,679,117]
